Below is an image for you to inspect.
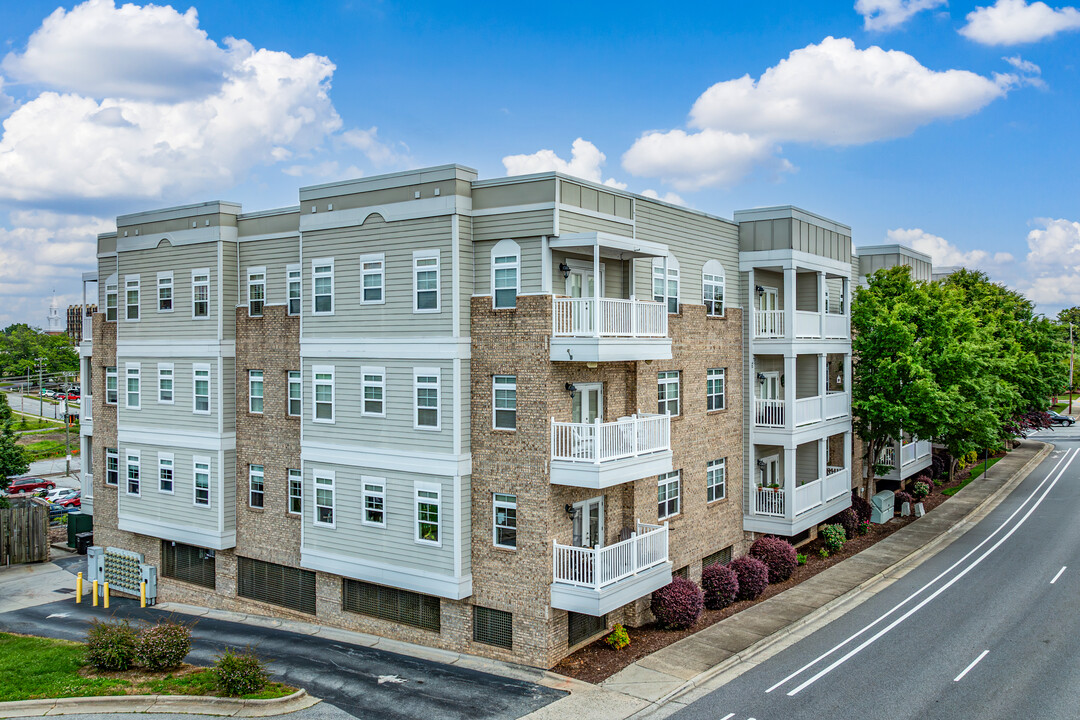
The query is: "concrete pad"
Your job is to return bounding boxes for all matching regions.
[718,607,792,638]
[0,699,55,718]
[601,663,684,701]
[517,687,649,720]
[750,598,816,625]
[313,626,379,648]
[636,637,730,679]
[685,625,767,654]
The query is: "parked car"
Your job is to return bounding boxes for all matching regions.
[48,503,75,521]
[40,389,57,398]
[45,487,79,503]
[2,477,56,495]
[1048,409,1075,426]
[55,493,81,508]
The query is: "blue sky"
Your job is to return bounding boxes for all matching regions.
[1,0,1078,327]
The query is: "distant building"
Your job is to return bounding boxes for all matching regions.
[931,265,962,282]
[67,304,97,342]
[45,294,64,335]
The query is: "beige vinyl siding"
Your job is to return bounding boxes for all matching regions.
[472,210,553,242]
[472,179,554,210]
[739,218,852,264]
[98,256,119,309]
[474,236,544,297]
[237,210,300,238]
[754,269,784,308]
[795,272,818,311]
[116,241,221,341]
[115,357,224,432]
[557,210,633,236]
[551,251,631,299]
[222,449,236,533]
[825,276,844,312]
[302,214,454,338]
[221,241,238,339]
[116,444,230,535]
[558,181,632,219]
[302,359,455,453]
[795,355,818,398]
[221,357,236,433]
[238,235,299,308]
[458,361,471,453]
[301,462,458,576]
[795,442,819,483]
[457,215,474,337]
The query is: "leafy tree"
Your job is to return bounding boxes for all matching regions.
[0,323,78,379]
[1057,306,1080,328]
[0,420,28,487]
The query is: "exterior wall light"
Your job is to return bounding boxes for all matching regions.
[559,262,572,279]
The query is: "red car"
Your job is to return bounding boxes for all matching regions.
[55,493,81,508]
[3,477,56,495]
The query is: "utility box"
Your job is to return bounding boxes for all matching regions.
[140,564,157,605]
[870,491,895,523]
[87,545,104,583]
[66,512,93,548]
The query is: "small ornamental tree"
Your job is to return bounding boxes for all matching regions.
[749,536,798,583]
[214,648,269,697]
[729,556,769,601]
[832,508,859,541]
[650,577,704,629]
[701,564,739,609]
[850,491,872,524]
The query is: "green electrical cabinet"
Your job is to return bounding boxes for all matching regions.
[66,512,94,548]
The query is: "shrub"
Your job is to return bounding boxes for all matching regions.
[915,472,934,491]
[964,450,978,467]
[138,620,192,671]
[650,577,704,629]
[820,524,846,552]
[894,490,913,507]
[832,508,859,541]
[818,547,829,559]
[850,491,872,524]
[931,453,949,479]
[749,536,798,583]
[214,648,269,697]
[911,481,930,501]
[796,553,808,565]
[604,624,630,651]
[729,556,769,601]
[858,521,871,535]
[701,564,739,610]
[86,619,139,671]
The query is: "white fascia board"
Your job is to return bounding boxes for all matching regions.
[550,232,667,260]
[118,514,236,550]
[118,427,236,452]
[116,340,235,358]
[301,547,472,600]
[300,338,471,360]
[739,249,853,275]
[301,441,472,477]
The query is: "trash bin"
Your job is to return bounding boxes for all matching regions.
[76,531,94,555]
[67,512,94,548]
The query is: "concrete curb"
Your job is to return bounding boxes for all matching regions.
[0,688,319,718]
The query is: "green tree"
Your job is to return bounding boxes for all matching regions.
[0,420,29,487]
[1057,307,1080,328]
[0,323,78,379]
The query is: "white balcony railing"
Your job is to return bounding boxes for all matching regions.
[795,477,823,515]
[754,310,785,338]
[901,441,917,466]
[81,317,93,342]
[879,445,896,469]
[551,414,670,464]
[916,439,932,459]
[755,487,786,516]
[755,398,785,427]
[824,313,848,338]
[825,391,848,419]
[553,297,667,338]
[552,521,668,589]
[795,396,822,426]
[824,467,850,501]
[827,465,845,476]
[795,311,820,338]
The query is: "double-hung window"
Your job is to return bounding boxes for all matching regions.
[413,250,440,312]
[493,375,516,430]
[361,367,385,417]
[158,453,174,494]
[105,448,118,486]
[286,264,301,316]
[707,458,726,502]
[157,363,173,404]
[314,471,335,526]
[703,261,725,316]
[105,281,118,321]
[415,482,441,545]
[105,366,118,405]
[414,369,440,430]
[126,451,141,496]
[125,363,141,410]
[157,272,173,312]
[493,241,520,309]
[653,261,679,314]
[192,269,210,318]
[361,254,384,304]
[248,370,264,414]
[312,259,334,315]
[124,276,140,321]
[249,464,264,508]
[248,267,265,317]
[706,368,725,411]
[493,493,517,549]
[362,477,386,527]
[193,364,210,414]
[193,457,211,507]
[658,370,680,416]
[658,470,680,520]
[287,371,301,416]
[288,469,302,514]
[313,366,334,422]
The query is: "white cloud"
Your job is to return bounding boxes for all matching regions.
[0,77,13,118]
[341,127,411,168]
[502,138,627,189]
[960,0,1080,45]
[1016,218,1080,306]
[641,189,689,207]
[622,129,791,191]
[282,161,364,180]
[855,0,948,31]
[886,227,1015,267]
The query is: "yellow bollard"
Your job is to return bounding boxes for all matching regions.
[140,581,146,608]
[92,580,99,607]
[103,582,110,609]
[76,572,83,604]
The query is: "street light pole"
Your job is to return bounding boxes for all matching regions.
[1070,323,1074,415]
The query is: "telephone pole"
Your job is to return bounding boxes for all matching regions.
[1070,323,1074,415]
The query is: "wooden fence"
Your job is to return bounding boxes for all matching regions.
[0,505,50,565]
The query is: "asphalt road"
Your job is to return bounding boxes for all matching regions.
[0,556,563,720]
[670,428,1080,720]
[3,391,66,420]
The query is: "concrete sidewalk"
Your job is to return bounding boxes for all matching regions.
[521,440,1050,720]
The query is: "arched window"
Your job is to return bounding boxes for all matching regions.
[652,255,680,314]
[491,239,521,309]
[703,260,725,317]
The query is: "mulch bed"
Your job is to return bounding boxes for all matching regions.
[553,447,1011,684]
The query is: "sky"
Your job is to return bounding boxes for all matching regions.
[0,0,1078,327]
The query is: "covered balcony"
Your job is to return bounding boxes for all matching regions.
[749,265,850,341]
[550,414,673,489]
[753,352,850,439]
[877,434,933,482]
[549,232,672,363]
[550,521,671,616]
[80,272,97,346]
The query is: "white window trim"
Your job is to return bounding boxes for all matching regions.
[313,365,335,424]
[707,367,726,411]
[124,275,141,322]
[125,450,141,497]
[193,363,211,415]
[248,370,264,414]
[658,370,680,417]
[493,493,517,550]
[247,266,266,317]
[105,277,118,322]
[361,476,387,528]
[414,367,441,431]
[158,452,174,495]
[313,470,336,528]
[249,464,265,509]
[702,259,726,317]
[360,366,386,418]
[652,256,680,315]
[191,268,210,320]
[105,447,119,486]
[492,375,517,431]
[286,263,301,316]
[312,258,335,316]
[157,362,174,405]
[414,480,442,547]
[288,468,302,515]
[193,456,211,508]
[658,470,681,520]
[707,458,726,503]
[491,239,521,310]
[287,370,302,417]
[157,271,174,313]
[360,253,385,305]
[412,249,441,314]
[125,362,141,410]
[105,366,118,405]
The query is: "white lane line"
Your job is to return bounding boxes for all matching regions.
[1051,566,1067,584]
[954,650,989,682]
[765,447,1077,695]
[718,714,734,720]
[785,448,1078,697]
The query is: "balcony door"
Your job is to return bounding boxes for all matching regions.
[565,261,605,334]
[572,496,604,549]
[758,286,778,312]
[759,455,780,487]
[571,383,603,424]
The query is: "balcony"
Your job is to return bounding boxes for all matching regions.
[753,310,849,341]
[747,467,852,534]
[81,396,93,430]
[81,317,93,344]
[550,522,672,616]
[878,437,933,481]
[754,392,850,433]
[550,414,673,489]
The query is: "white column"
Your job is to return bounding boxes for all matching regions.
[817,271,826,338]
[818,437,827,482]
[593,242,601,338]
[784,353,796,432]
[783,266,796,341]
[844,431,853,473]
[748,267,756,337]
[843,352,852,396]
[818,353,828,420]
[784,446,797,519]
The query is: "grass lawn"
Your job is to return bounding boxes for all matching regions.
[10,413,66,431]
[0,633,294,702]
[942,456,1002,496]
[16,433,74,461]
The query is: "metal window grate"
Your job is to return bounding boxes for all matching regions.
[672,565,689,579]
[342,579,441,633]
[568,612,607,647]
[473,606,513,649]
[161,541,216,589]
[703,545,733,568]
[237,557,316,614]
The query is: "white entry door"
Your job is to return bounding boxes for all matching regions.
[759,455,779,487]
[571,383,603,424]
[572,496,605,549]
[566,264,604,334]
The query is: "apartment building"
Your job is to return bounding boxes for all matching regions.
[78,165,854,667]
